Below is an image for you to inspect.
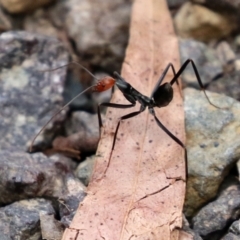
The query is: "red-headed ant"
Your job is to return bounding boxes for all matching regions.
[30,59,221,172]
[98,59,221,154]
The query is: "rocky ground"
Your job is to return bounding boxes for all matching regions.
[0,0,239,239]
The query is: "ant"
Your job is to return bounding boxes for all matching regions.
[98,59,220,153]
[30,59,221,176]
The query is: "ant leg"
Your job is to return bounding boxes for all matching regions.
[97,104,143,176]
[149,108,185,149]
[97,102,136,141]
[97,102,135,128]
[169,59,221,109]
[149,107,187,179]
[101,108,144,175]
[112,108,145,150]
[150,63,178,98]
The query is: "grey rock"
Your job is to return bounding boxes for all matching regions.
[65,111,99,136]
[40,213,64,240]
[58,175,86,227]
[184,88,240,216]
[0,7,12,31]
[0,0,55,14]
[0,198,55,240]
[75,156,95,186]
[40,212,64,240]
[237,160,240,181]
[0,150,76,204]
[27,13,99,111]
[49,0,131,70]
[221,232,240,240]
[193,0,240,15]
[174,2,237,41]
[182,215,203,240]
[221,219,240,240]
[0,31,69,151]
[192,177,240,237]
[24,9,59,38]
[167,0,187,9]
[208,71,240,101]
[234,34,240,49]
[179,39,223,87]
[216,41,236,65]
[229,219,240,235]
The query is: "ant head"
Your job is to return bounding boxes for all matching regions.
[92,76,115,92]
[153,83,173,107]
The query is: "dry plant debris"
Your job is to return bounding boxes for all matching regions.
[62,0,186,239]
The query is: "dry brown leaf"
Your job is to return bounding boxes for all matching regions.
[50,131,99,159]
[62,0,186,239]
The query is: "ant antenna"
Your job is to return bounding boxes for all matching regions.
[29,62,116,152]
[29,85,94,152]
[40,60,99,81]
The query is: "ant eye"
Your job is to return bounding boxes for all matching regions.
[153,83,173,107]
